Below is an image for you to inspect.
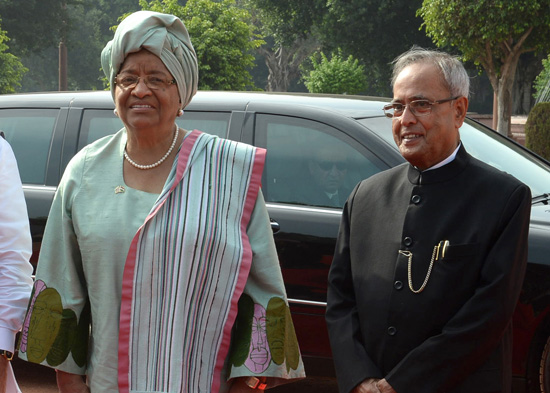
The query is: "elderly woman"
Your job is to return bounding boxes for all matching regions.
[18,11,304,393]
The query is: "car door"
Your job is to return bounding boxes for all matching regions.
[0,105,70,266]
[240,104,396,367]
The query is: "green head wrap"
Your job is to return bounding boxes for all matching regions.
[101,10,198,109]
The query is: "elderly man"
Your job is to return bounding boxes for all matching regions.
[0,136,33,393]
[297,143,350,208]
[326,47,532,393]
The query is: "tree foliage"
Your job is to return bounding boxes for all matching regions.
[0,21,27,94]
[418,0,550,135]
[0,0,68,57]
[525,102,550,161]
[139,0,263,91]
[244,0,325,91]
[244,0,325,47]
[534,54,550,103]
[244,0,434,94]
[302,51,367,95]
[323,0,432,96]
[0,0,139,92]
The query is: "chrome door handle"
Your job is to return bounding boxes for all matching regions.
[270,219,280,234]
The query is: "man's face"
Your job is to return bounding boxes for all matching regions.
[391,62,466,170]
[308,148,347,193]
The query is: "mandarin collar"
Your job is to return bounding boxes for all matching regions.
[407,144,470,185]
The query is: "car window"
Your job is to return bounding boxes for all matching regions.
[178,111,230,138]
[78,109,231,149]
[460,121,550,197]
[79,109,124,147]
[0,109,58,184]
[359,116,395,146]
[256,114,384,208]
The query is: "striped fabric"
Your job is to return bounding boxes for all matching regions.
[118,131,265,393]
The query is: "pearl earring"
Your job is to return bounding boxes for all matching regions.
[114,109,118,117]
[177,109,184,117]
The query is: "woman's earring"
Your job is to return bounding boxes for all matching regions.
[177,109,184,117]
[114,109,118,117]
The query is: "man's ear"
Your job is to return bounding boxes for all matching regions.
[454,96,469,128]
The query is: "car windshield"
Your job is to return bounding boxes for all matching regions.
[359,116,550,198]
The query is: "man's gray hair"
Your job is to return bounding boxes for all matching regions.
[391,46,470,99]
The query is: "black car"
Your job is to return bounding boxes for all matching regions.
[1,91,549,392]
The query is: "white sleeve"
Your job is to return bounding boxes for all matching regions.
[0,138,33,353]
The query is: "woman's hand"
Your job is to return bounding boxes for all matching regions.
[56,370,90,393]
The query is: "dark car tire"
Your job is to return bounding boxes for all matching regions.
[528,325,550,393]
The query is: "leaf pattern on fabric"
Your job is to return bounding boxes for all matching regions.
[47,308,77,366]
[71,299,90,367]
[230,294,254,367]
[266,297,300,371]
[26,287,63,363]
[20,280,90,368]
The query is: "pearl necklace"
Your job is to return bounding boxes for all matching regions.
[124,125,179,170]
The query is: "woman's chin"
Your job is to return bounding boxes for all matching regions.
[124,117,159,131]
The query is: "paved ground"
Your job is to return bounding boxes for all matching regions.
[12,358,339,392]
[12,358,56,393]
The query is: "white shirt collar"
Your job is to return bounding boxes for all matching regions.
[423,142,461,172]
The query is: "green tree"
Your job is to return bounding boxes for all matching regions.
[525,102,550,160]
[0,0,68,57]
[0,0,139,92]
[249,0,433,95]
[0,0,68,91]
[244,0,325,91]
[534,54,550,103]
[66,1,140,91]
[302,51,367,95]
[140,0,263,91]
[418,0,550,136]
[0,21,27,94]
[323,0,432,96]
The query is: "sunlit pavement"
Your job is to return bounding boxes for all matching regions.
[13,357,338,392]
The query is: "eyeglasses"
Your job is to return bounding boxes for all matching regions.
[383,96,460,118]
[114,74,176,90]
[317,160,348,171]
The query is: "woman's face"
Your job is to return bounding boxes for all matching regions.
[115,49,180,133]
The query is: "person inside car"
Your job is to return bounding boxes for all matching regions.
[305,145,350,208]
[292,137,351,208]
[18,10,304,393]
[326,47,532,393]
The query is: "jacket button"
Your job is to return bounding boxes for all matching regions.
[387,326,397,336]
[411,195,421,204]
[394,281,403,290]
[404,237,413,247]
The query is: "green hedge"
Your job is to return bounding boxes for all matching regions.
[525,102,550,161]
